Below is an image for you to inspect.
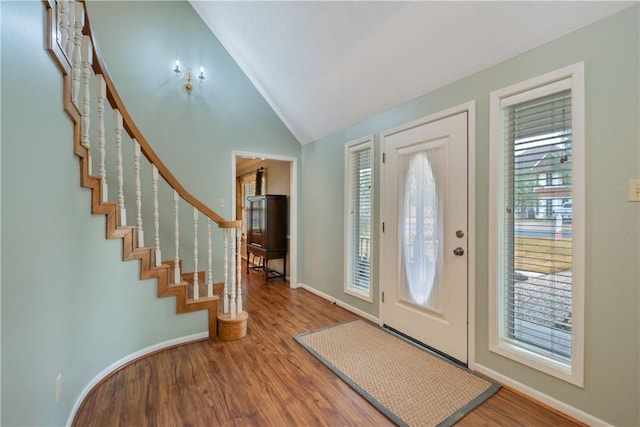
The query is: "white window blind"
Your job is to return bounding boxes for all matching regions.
[503,89,573,360]
[490,63,584,387]
[345,137,373,299]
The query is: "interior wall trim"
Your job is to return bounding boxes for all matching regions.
[66,332,208,427]
[299,283,379,324]
[475,364,612,427]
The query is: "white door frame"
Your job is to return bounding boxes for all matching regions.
[379,101,476,369]
[231,150,298,288]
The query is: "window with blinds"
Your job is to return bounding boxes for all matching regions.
[506,90,573,360]
[240,171,266,235]
[344,136,373,300]
[489,64,584,386]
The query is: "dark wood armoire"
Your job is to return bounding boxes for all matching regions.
[246,195,288,281]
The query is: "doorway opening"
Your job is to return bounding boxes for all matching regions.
[232,151,297,287]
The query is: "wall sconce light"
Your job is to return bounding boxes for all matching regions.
[173,60,204,94]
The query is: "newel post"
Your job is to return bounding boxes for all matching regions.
[217,220,247,341]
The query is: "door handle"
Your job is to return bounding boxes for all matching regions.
[453,247,464,256]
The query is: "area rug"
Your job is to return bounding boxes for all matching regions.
[295,319,500,427]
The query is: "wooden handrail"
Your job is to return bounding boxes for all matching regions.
[218,220,243,229]
[76,0,226,225]
[42,0,249,345]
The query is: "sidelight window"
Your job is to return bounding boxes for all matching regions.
[489,64,585,386]
[344,136,374,301]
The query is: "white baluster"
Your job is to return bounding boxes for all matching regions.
[71,2,84,108]
[207,219,213,298]
[193,208,199,300]
[81,35,92,175]
[174,190,181,284]
[223,228,229,314]
[57,1,69,57]
[96,75,108,202]
[230,226,237,319]
[133,140,144,248]
[65,0,75,58]
[236,227,242,314]
[152,165,161,267]
[114,110,126,225]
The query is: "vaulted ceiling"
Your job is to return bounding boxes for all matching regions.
[189,1,635,144]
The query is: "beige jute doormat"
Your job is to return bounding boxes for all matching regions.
[295,319,500,427]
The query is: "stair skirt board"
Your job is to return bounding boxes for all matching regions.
[66,332,208,427]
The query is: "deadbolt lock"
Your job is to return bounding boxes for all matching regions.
[456,230,464,238]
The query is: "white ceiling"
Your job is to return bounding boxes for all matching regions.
[190,1,635,144]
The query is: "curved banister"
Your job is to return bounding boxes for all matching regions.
[76,0,230,226]
[44,0,247,335]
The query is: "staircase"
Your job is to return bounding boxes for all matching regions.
[42,0,248,340]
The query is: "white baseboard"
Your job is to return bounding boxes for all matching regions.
[66,331,208,427]
[475,364,612,427]
[298,283,379,324]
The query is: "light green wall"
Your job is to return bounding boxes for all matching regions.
[84,0,300,212]
[300,6,639,426]
[2,0,637,425]
[1,1,299,426]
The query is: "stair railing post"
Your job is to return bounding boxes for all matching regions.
[207,219,213,298]
[133,140,144,248]
[236,226,242,314]
[223,228,229,314]
[152,165,161,267]
[81,35,92,175]
[173,190,181,284]
[65,0,75,59]
[230,226,237,319]
[71,1,83,109]
[96,75,108,202]
[115,110,126,225]
[193,207,199,300]
[57,1,69,58]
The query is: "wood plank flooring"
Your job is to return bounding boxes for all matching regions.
[73,270,584,426]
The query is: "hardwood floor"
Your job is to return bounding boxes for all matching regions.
[74,270,584,426]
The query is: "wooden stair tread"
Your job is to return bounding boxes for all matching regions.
[186,295,219,304]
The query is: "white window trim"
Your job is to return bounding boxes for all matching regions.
[488,63,585,387]
[344,135,374,302]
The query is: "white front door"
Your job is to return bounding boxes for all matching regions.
[381,111,468,363]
